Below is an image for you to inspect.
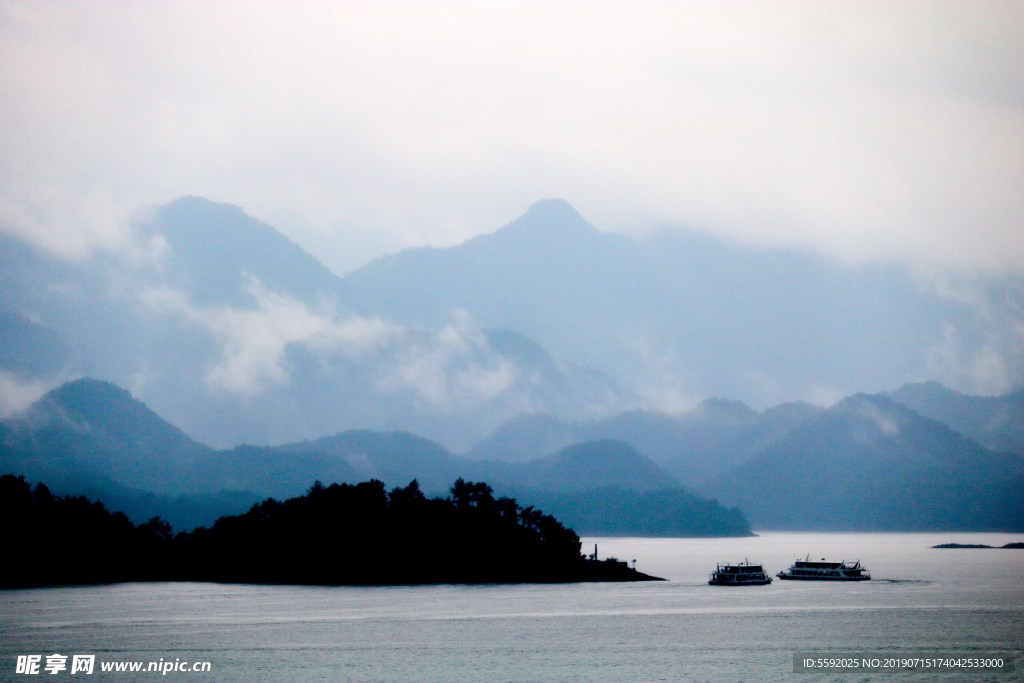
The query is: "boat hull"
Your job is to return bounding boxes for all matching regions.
[709,561,773,585]
[776,574,870,581]
[776,558,871,581]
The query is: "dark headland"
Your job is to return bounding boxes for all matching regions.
[0,474,662,588]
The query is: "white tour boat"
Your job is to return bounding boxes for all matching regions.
[708,560,772,586]
[776,556,870,581]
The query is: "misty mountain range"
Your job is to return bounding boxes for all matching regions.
[1,196,1021,533]
[2,196,1021,454]
[701,392,1023,530]
[1,376,1020,533]
[0,378,738,534]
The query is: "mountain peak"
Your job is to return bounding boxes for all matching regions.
[485,199,600,247]
[38,378,200,451]
[46,377,135,413]
[690,398,758,424]
[39,378,182,438]
[143,196,340,306]
[535,439,680,492]
[522,198,588,224]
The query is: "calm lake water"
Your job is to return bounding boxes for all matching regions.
[2,532,1022,682]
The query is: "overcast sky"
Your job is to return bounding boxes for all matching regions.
[1,1,1022,275]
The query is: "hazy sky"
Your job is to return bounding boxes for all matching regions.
[1,1,1022,275]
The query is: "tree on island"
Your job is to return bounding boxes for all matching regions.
[0,474,180,587]
[192,476,621,584]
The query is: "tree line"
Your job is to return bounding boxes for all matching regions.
[1,474,656,587]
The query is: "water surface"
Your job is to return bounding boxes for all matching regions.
[2,532,1021,682]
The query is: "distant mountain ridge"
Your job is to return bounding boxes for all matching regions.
[0,379,212,495]
[511,440,678,492]
[465,386,1024,532]
[701,393,1024,531]
[339,199,638,328]
[1,379,653,503]
[1,199,640,451]
[886,382,1024,456]
[338,198,1022,411]
[3,196,1021,453]
[147,196,341,308]
[465,399,824,486]
[2,377,1021,533]
[2,196,1021,534]
[1,378,730,533]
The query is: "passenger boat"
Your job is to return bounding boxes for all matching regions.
[776,556,870,581]
[708,560,772,586]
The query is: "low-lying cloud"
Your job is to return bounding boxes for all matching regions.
[0,369,60,418]
[140,276,548,414]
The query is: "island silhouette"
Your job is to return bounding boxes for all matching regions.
[0,474,662,587]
